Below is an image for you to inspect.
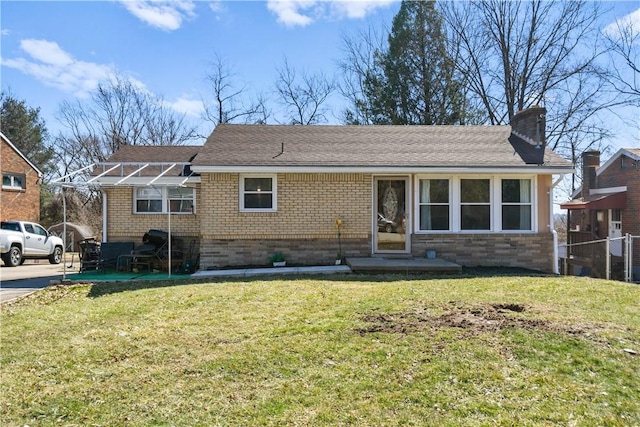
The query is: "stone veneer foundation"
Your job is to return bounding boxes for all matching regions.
[412,233,554,273]
[200,237,370,269]
[200,233,554,273]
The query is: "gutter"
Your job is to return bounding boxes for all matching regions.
[550,176,564,274]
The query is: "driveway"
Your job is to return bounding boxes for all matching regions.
[0,259,79,303]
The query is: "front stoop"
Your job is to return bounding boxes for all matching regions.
[346,257,462,273]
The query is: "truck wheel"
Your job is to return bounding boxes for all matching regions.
[49,247,63,264]
[2,246,22,267]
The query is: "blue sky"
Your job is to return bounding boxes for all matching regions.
[1,0,639,152]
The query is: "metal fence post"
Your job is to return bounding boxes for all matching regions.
[625,234,630,282]
[605,237,610,280]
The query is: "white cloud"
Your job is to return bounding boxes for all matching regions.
[1,39,114,98]
[20,39,74,67]
[119,0,196,31]
[267,0,316,27]
[329,0,396,19]
[266,0,395,27]
[168,96,204,118]
[1,29,10,36]
[603,7,640,39]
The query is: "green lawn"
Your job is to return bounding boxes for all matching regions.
[1,274,639,426]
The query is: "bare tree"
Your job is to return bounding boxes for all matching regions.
[57,75,198,172]
[442,0,613,166]
[52,74,199,231]
[203,54,268,125]
[338,25,388,124]
[603,14,640,105]
[274,57,334,125]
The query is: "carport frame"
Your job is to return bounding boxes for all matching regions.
[51,161,200,279]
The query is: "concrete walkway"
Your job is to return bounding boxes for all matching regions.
[191,264,352,279]
[346,257,462,273]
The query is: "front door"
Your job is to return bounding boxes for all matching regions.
[609,209,622,257]
[374,177,410,254]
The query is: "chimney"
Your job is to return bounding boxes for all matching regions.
[581,150,600,198]
[511,106,546,148]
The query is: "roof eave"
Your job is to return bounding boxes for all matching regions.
[191,165,575,174]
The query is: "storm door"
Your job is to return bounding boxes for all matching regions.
[609,209,623,257]
[374,177,410,254]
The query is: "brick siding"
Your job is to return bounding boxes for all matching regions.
[597,154,640,266]
[198,172,372,268]
[412,233,554,273]
[0,138,40,222]
[105,172,557,272]
[105,185,201,244]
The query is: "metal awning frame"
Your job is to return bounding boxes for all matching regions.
[51,162,200,280]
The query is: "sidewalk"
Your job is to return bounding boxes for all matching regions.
[191,264,352,278]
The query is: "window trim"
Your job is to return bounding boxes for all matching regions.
[414,175,536,234]
[416,176,453,233]
[239,174,277,212]
[133,186,196,215]
[460,177,493,232]
[499,178,534,232]
[2,173,26,191]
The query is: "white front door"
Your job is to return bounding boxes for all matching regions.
[374,177,410,254]
[609,209,622,257]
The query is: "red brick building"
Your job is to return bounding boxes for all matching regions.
[561,148,640,280]
[1,132,43,223]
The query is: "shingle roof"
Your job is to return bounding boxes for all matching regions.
[626,148,640,158]
[105,145,201,163]
[92,145,202,179]
[191,124,571,170]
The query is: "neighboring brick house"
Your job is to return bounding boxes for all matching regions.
[561,148,640,280]
[89,107,573,273]
[1,131,43,223]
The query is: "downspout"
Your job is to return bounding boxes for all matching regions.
[102,190,108,242]
[550,176,564,274]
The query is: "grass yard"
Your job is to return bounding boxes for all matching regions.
[1,273,639,426]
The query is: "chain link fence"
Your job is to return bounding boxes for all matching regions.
[560,234,639,283]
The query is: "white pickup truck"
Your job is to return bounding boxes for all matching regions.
[0,220,64,267]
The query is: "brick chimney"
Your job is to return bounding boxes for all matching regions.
[581,150,600,198]
[511,106,546,147]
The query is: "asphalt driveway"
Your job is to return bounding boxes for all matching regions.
[0,259,78,303]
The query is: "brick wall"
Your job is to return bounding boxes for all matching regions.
[597,154,640,266]
[198,172,372,268]
[412,233,554,272]
[105,172,558,273]
[0,138,41,222]
[105,185,201,244]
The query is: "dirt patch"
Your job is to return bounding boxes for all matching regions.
[357,302,598,339]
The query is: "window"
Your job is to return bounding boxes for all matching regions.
[134,186,195,214]
[2,173,25,190]
[418,179,450,231]
[460,179,491,230]
[135,187,163,213]
[168,187,194,213]
[501,179,532,230]
[240,175,276,212]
